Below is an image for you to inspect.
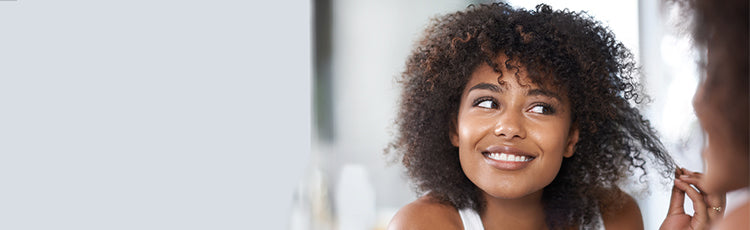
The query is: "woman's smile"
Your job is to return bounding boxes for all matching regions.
[481,145,537,170]
[450,54,579,199]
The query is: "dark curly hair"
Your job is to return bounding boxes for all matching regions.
[387,3,675,229]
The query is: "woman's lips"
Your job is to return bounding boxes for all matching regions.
[482,146,536,171]
[484,152,533,162]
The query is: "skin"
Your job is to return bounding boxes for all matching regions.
[714,202,749,230]
[450,57,576,229]
[450,57,577,201]
[388,195,463,230]
[661,39,747,230]
[661,168,726,230]
[693,42,750,194]
[601,190,645,230]
[389,55,644,229]
[389,191,643,230]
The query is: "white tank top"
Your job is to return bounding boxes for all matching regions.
[458,208,605,229]
[458,208,484,230]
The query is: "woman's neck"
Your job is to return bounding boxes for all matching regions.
[480,190,548,230]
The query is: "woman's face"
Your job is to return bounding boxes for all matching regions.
[450,56,579,199]
[692,47,750,194]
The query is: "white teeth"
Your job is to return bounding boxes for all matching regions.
[486,152,531,162]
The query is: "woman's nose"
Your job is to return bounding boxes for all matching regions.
[493,111,526,139]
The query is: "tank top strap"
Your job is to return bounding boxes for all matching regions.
[458,208,485,230]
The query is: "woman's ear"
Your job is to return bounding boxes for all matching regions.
[563,124,579,158]
[449,118,459,147]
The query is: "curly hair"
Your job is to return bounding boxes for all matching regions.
[387,3,675,229]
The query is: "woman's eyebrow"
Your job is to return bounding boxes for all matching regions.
[527,88,562,101]
[468,83,501,93]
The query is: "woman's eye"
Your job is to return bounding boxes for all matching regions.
[472,97,497,109]
[529,104,554,114]
[477,100,495,109]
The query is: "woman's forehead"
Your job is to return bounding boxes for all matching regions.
[468,59,564,93]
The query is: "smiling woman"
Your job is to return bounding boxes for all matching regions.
[386,3,676,229]
[451,57,578,205]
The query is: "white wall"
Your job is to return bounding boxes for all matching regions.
[0,1,310,229]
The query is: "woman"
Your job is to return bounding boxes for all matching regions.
[660,0,748,229]
[386,3,675,229]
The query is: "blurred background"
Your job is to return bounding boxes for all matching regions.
[0,1,731,229]
[294,0,718,229]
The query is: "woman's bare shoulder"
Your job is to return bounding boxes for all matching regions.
[601,188,644,230]
[714,200,749,230]
[387,195,463,230]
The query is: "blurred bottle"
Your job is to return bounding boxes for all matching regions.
[289,162,334,230]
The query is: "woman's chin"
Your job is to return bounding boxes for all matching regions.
[480,187,542,200]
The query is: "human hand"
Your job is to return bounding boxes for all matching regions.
[659,168,726,230]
